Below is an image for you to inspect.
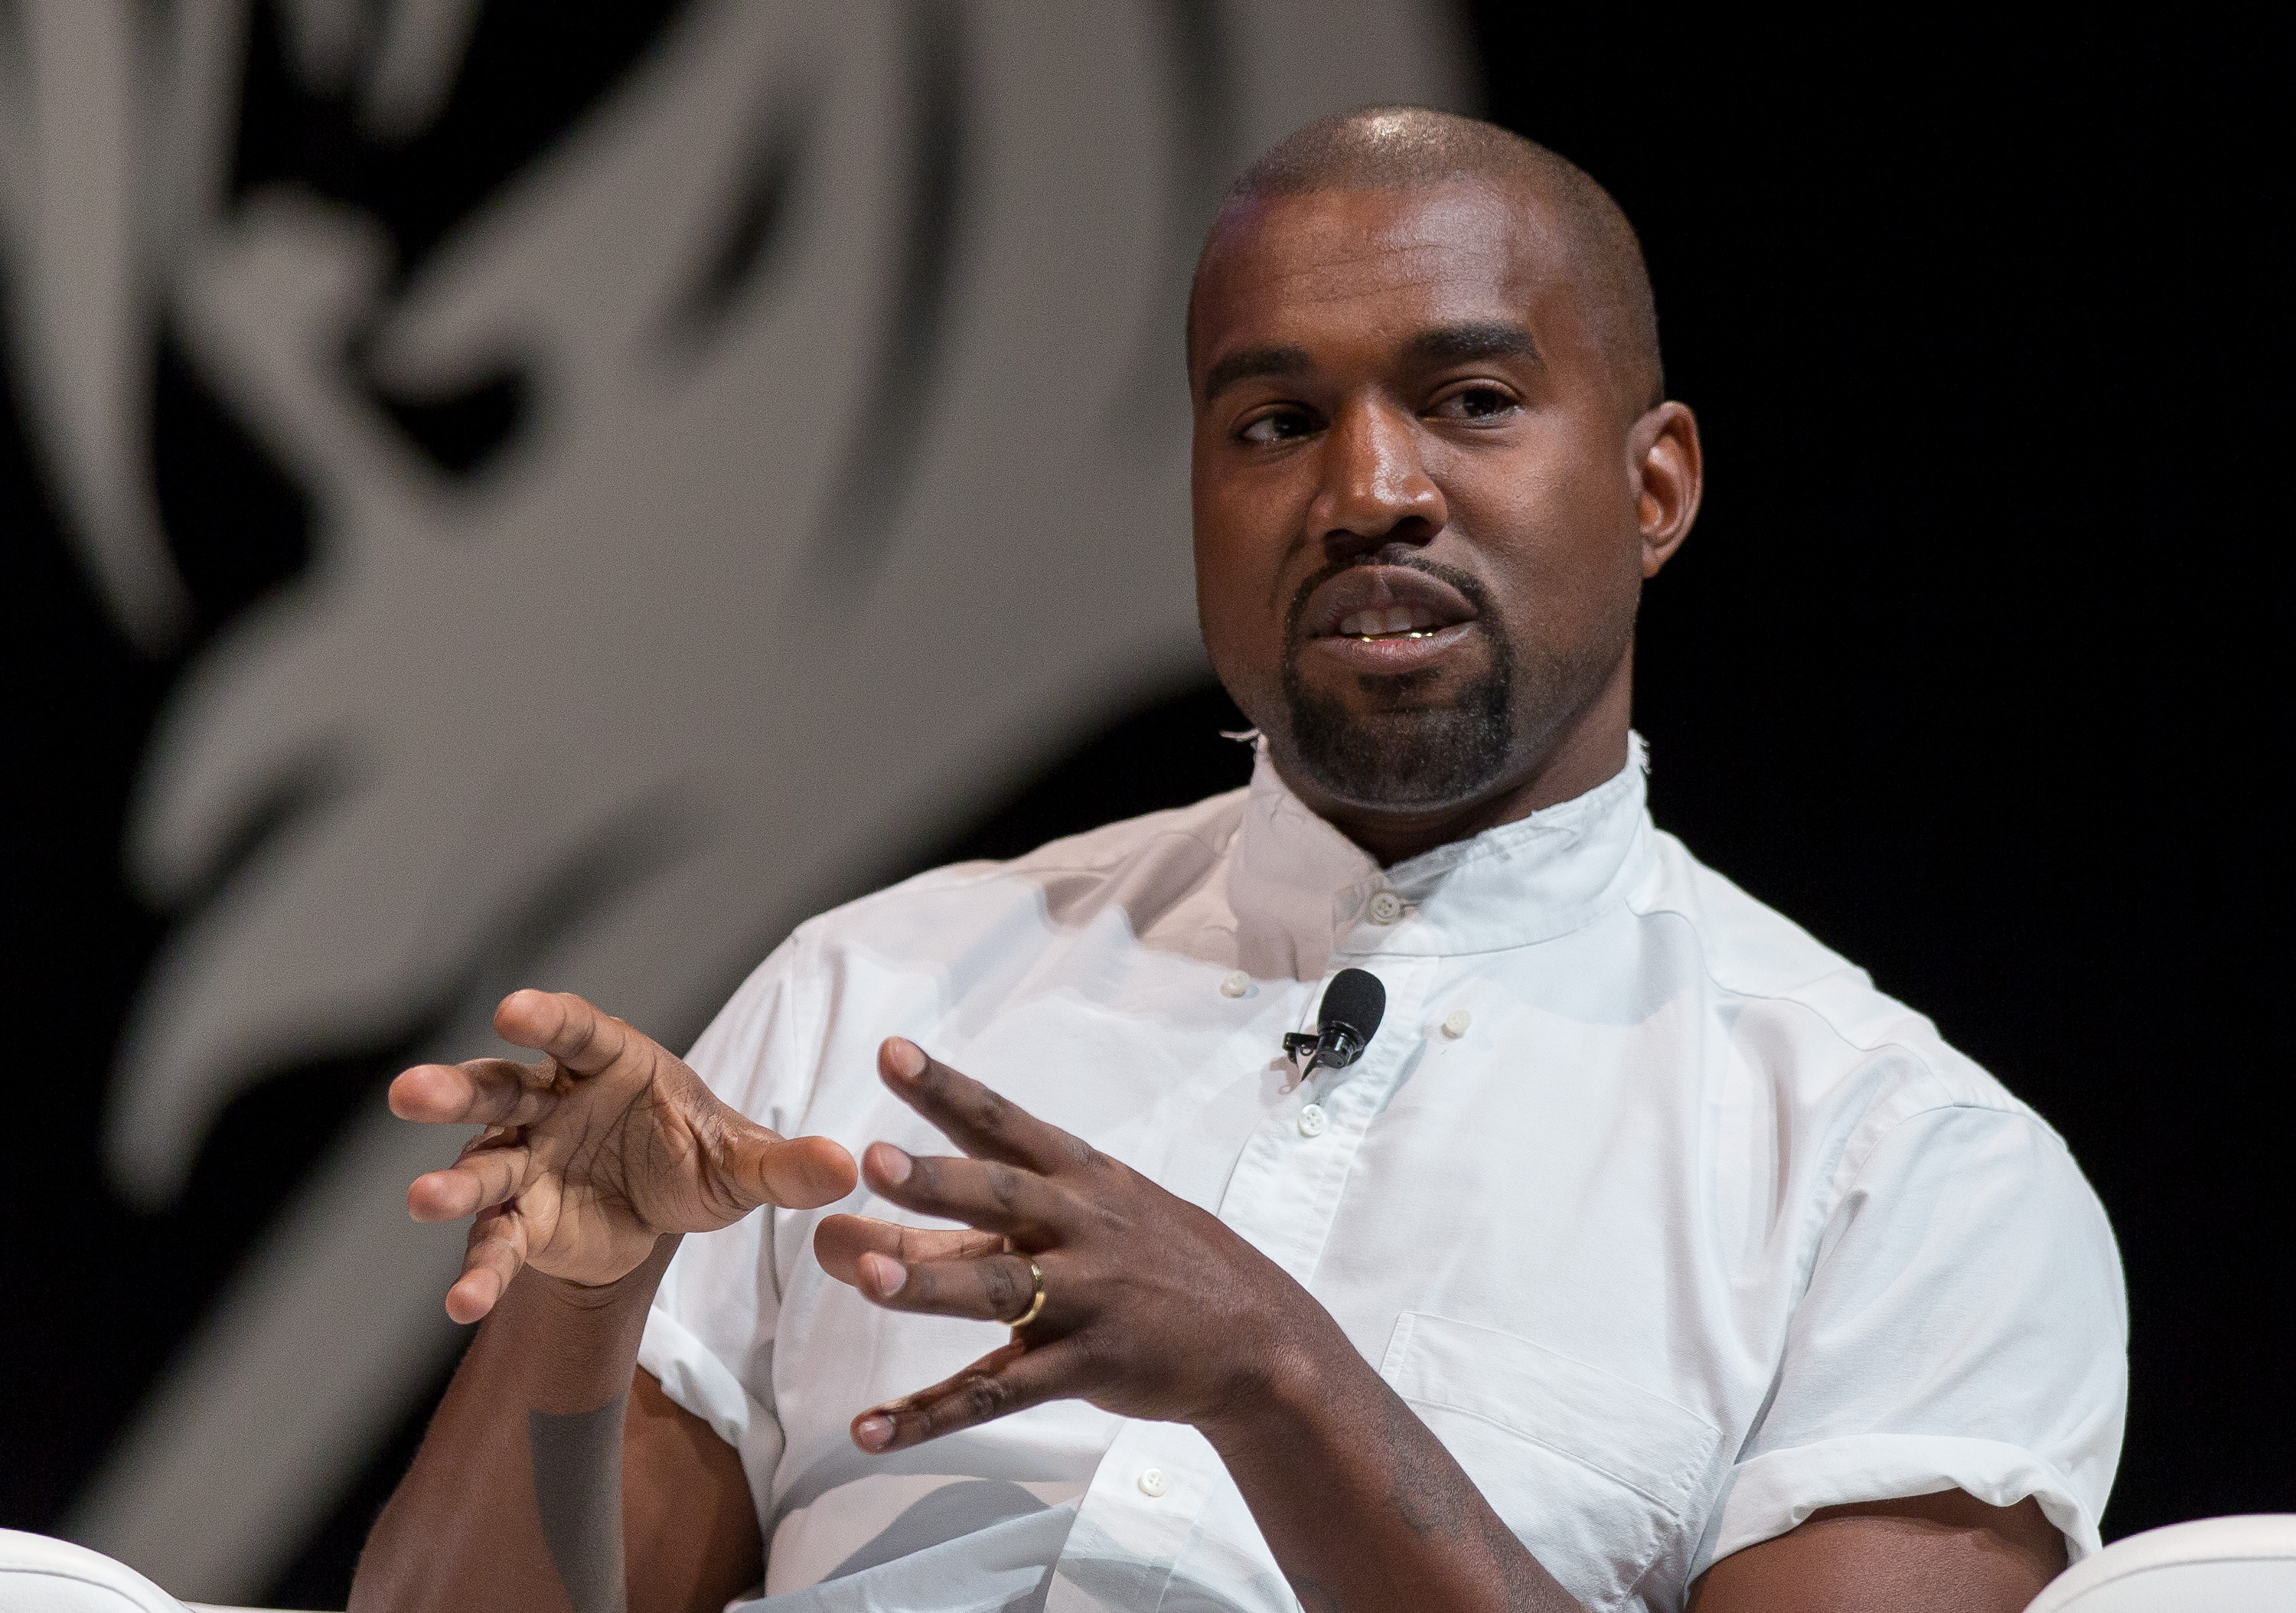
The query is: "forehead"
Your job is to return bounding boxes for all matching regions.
[1191,181,1580,376]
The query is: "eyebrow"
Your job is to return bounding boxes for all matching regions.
[1202,344,1313,404]
[1406,321,1541,367]
[1199,322,1543,405]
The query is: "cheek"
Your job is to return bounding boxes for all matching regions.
[1191,485,1283,689]
[1443,432,1641,619]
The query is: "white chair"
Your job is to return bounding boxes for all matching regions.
[2027,1515,2296,1611]
[0,1530,289,1613]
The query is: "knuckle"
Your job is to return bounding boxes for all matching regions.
[983,1259,1024,1313]
[602,1017,634,1064]
[962,1376,1007,1422]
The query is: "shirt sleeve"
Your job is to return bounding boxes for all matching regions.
[1694,1101,2127,1575]
[634,931,817,1507]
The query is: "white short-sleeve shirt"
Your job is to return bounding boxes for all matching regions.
[640,737,2125,1613]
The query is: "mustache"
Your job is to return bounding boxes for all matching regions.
[1281,553,1499,648]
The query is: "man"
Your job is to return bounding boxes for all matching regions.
[351,109,2123,1613]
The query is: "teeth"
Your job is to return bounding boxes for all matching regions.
[1337,604,1440,638]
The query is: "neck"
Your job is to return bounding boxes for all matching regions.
[1276,656,1635,868]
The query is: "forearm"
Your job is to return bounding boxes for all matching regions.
[1202,1329,1584,1613]
[350,1236,680,1613]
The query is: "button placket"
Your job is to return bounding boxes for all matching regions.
[1075,965,1425,1608]
[1218,958,1433,1285]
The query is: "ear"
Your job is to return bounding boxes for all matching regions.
[1629,401,1703,578]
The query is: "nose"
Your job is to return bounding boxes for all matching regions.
[1309,396,1446,559]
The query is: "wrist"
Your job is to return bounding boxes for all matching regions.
[530,1234,680,1311]
[483,1236,680,1413]
[1197,1303,1369,1456]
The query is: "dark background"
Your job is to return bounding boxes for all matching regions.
[2,5,2286,1606]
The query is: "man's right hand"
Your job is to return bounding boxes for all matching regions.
[391,988,857,1322]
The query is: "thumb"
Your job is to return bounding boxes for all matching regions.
[720,1121,858,1210]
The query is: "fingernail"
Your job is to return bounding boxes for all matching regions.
[876,1145,912,1184]
[885,1038,926,1079]
[867,1255,907,1297]
[856,1413,895,1450]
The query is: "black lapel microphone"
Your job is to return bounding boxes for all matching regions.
[1283,967,1387,1082]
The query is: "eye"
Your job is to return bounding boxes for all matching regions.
[1429,384,1519,423]
[1238,406,1319,446]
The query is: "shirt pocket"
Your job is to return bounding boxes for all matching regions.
[1379,1311,1723,1612]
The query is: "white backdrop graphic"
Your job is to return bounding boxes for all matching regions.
[0,0,1467,1598]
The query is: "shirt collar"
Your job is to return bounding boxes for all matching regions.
[1228,733,1655,968]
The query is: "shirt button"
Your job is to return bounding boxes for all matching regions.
[1137,1467,1169,1497]
[1220,970,1250,998]
[1367,890,1405,925]
[1296,1103,1329,1138]
[1441,1008,1473,1039]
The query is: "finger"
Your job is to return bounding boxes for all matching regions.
[848,1248,1045,1324]
[852,1335,1088,1452]
[493,988,657,1082]
[446,1205,529,1324]
[878,1038,1089,1174]
[389,1057,560,1127]
[814,1213,1006,1285]
[859,1142,1065,1241]
[407,1142,535,1223]
[715,1125,858,1211]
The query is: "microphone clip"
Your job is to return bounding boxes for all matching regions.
[1283,968,1387,1083]
[1282,1024,1368,1073]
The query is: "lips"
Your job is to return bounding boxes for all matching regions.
[1302,566,1479,642]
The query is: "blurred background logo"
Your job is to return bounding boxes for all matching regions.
[0,1,1465,1598]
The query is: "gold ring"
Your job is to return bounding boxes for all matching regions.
[1009,1259,1047,1332]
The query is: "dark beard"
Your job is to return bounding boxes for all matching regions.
[1280,560,1518,810]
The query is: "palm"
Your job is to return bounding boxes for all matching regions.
[507,1069,738,1279]
[392,988,855,1321]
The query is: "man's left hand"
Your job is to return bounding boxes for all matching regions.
[814,1037,1338,1451]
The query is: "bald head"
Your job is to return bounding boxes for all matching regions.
[1194,106,1663,413]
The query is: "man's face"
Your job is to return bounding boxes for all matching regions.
[1189,180,1678,824]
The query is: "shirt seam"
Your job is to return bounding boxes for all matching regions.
[1825,1101,2073,1232]
[1625,900,2052,1304]
[1625,899,2039,1122]
[1627,904,1893,1052]
[1776,1102,2083,1408]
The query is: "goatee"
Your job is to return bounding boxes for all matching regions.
[1280,560,1517,810]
